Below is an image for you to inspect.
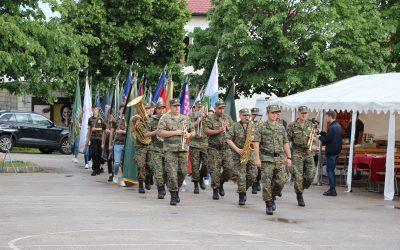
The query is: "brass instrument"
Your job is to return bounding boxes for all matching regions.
[127,96,151,145]
[240,121,256,165]
[180,120,188,151]
[307,121,319,152]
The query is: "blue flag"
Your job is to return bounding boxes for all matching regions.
[123,71,133,103]
[151,71,167,104]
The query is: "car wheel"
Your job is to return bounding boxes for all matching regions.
[0,134,13,153]
[59,137,71,155]
[39,148,54,154]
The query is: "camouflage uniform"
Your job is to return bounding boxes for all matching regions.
[134,128,151,182]
[189,111,208,183]
[251,107,263,192]
[88,115,106,175]
[204,111,234,190]
[253,116,289,203]
[157,111,194,192]
[147,114,166,187]
[226,117,257,193]
[287,109,316,194]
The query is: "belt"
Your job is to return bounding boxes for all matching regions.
[261,149,281,157]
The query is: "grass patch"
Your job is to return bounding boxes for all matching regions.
[1,160,35,168]
[10,147,40,153]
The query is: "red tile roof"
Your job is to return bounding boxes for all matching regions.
[188,0,212,16]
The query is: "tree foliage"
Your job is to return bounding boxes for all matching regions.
[60,0,191,93]
[0,0,93,102]
[188,0,390,97]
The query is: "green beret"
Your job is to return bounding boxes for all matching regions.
[298,105,309,113]
[215,99,226,108]
[267,104,281,113]
[145,102,155,109]
[239,108,250,115]
[195,100,204,107]
[169,98,180,106]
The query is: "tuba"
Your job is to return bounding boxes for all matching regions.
[127,96,151,145]
[307,118,319,152]
[240,121,256,165]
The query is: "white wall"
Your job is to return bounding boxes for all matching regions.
[185,16,209,33]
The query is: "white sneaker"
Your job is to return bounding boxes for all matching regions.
[204,178,210,186]
[113,176,118,183]
[182,180,187,187]
[73,158,78,163]
[119,180,126,187]
[84,164,89,169]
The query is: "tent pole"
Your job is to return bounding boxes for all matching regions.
[384,112,396,200]
[315,110,325,186]
[291,109,296,122]
[346,112,358,192]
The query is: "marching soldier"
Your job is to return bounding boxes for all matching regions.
[251,107,263,194]
[189,101,208,194]
[287,105,316,207]
[144,102,155,190]
[101,113,114,182]
[204,99,234,200]
[109,105,127,186]
[226,108,257,205]
[253,104,292,215]
[145,101,167,199]
[86,106,107,176]
[132,102,153,193]
[157,98,195,206]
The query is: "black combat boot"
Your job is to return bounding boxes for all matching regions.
[244,193,247,202]
[238,192,246,206]
[144,176,152,190]
[212,189,219,200]
[266,202,274,215]
[256,181,261,191]
[252,182,258,194]
[175,191,180,203]
[272,199,276,211]
[199,178,206,190]
[219,182,225,196]
[157,186,165,199]
[170,191,177,206]
[161,184,167,196]
[194,182,200,194]
[138,180,145,194]
[297,192,305,207]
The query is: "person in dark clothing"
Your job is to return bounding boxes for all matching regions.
[317,110,343,196]
[347,114,364,145]
[86,106,107,176]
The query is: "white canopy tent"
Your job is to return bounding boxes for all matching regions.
[271,73,400,200]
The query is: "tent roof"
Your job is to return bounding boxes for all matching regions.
[272,73,400,113]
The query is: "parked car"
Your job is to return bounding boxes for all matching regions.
[0,110,71,154]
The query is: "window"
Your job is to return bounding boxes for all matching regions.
[31,114,51,126]
[14,114,30,123]
[0,114,13,122]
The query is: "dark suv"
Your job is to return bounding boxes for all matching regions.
[0,110,71,154]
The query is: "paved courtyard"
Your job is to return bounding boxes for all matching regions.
[0,153,399,249]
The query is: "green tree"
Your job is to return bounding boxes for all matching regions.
[188,0,389,97]
[60,0,191,93]
[0,0,93,101]
[378,0,400,72]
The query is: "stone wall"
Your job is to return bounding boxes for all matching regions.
[0,89,32,111]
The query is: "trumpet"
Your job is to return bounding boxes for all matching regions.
[180,121,188,151]
[195,109,205,137]
[307,120,319,152]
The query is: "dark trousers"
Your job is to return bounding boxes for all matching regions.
[91,138,102,172]
[326,155,339,191]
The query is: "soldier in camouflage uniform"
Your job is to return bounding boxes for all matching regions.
[227,108,257,205]
[132,102,153,194]
[251,107,263,194]
[253,105,292,215]
[87,106,107,176]
[189,100,208,194]
[204,99,234,200]
[157,98,195,206]
[287,105,316,207]
[144,102,155,190]
[145,101,167,199]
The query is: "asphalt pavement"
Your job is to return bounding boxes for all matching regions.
[0,153,399,249]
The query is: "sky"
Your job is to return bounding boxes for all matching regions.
[39,1,60,20]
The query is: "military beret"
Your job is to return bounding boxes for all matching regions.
[169,98,181,106]
[298,105,309,113]
[239,108,250,115]
[156,101,166,108]
[144,102,155,109]
[215,99,226,108]
[267,104,281,113]
[251,107,260,115]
